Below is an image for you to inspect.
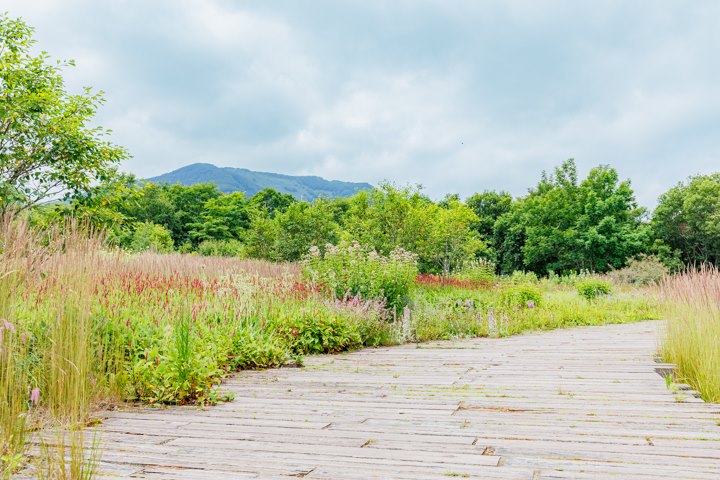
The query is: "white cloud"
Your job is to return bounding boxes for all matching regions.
[4,0,720,207]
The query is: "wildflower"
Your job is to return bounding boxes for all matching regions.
[30,388,40,406]
[2,319,15,332]
[527,300,535,309]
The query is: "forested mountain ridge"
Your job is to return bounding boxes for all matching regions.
[147,163,372,200]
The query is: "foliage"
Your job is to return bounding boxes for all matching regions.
[0,14,127,212]
[500,285,543,308]
[230,328,289,369]
[576,279,613,301]
[606,254,669,286]
[273,307,363,355]
[466,190,512,262]
[509,270,539,284]
[190,192,250,243]
[197,238,246,257]
[342,183,429,255]
[413,198,484,274]
[248,188,296,217]
[494,160,647,275]
[303,241,418,314]
[129,222,174,253]
[652,173,720,266]
[245,212,279,260]
[273,199,340,261]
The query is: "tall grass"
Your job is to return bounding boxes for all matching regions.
[0,215,106,478]
[662,266,720,402]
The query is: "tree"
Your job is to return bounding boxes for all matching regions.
[129,222,174,253]
[652,173,720,266]
[0,14,127,212]
[248,188,295,217]
[274,199,339,261]
[494,160,646,274]
[344,183,430,255]
[190,192,250,242]
[246,211,279,260]
[414,199,483,274]
[466,190,512,241]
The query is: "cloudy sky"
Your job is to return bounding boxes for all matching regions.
[7,1,720,207]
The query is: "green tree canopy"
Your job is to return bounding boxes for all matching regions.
[494,160,646,274]
[0,14,127,212]
[652,173,720,266]
[466,190,512,241]
[190,192,250,242]
[274,199,339,261]
[248,188,296,217]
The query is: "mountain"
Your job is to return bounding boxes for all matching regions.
[146,163,373,200]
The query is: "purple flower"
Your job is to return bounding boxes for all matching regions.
[526,300,535,309]
[2,319,15,332]
[30,388,40,406]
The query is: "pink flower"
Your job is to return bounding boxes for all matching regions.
[2,319,15,332]
[30,388,40,406]
[526,300,535,309]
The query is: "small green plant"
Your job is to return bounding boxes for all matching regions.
[274,307,363,355]
[576,279,612,301]
[230,328,289,370]
[501,285,542,309]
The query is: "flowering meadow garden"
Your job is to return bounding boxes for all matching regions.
[1,11,720,479]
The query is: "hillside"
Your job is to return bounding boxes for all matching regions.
[146,163,372,200]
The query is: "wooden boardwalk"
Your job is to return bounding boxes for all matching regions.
[88,321,720,479]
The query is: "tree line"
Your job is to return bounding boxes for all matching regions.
[27,160,719,275]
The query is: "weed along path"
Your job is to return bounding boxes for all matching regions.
[87,321,720,480]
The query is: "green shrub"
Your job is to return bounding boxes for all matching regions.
[129,316,223,405]
[230,328,289,369]
[501,285,542,308]
[303,241,418,314]
[577,279,612,301]
[274,308,363,355]
[129,222,174,253]
[197,239,246,257]
[509,270,539,284]
[607,255,668,286]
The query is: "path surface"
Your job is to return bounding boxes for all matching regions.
[90,321,720,479]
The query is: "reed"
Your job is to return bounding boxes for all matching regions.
[661,265,720,402]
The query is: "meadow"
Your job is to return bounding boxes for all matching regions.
[0,217,663,478]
